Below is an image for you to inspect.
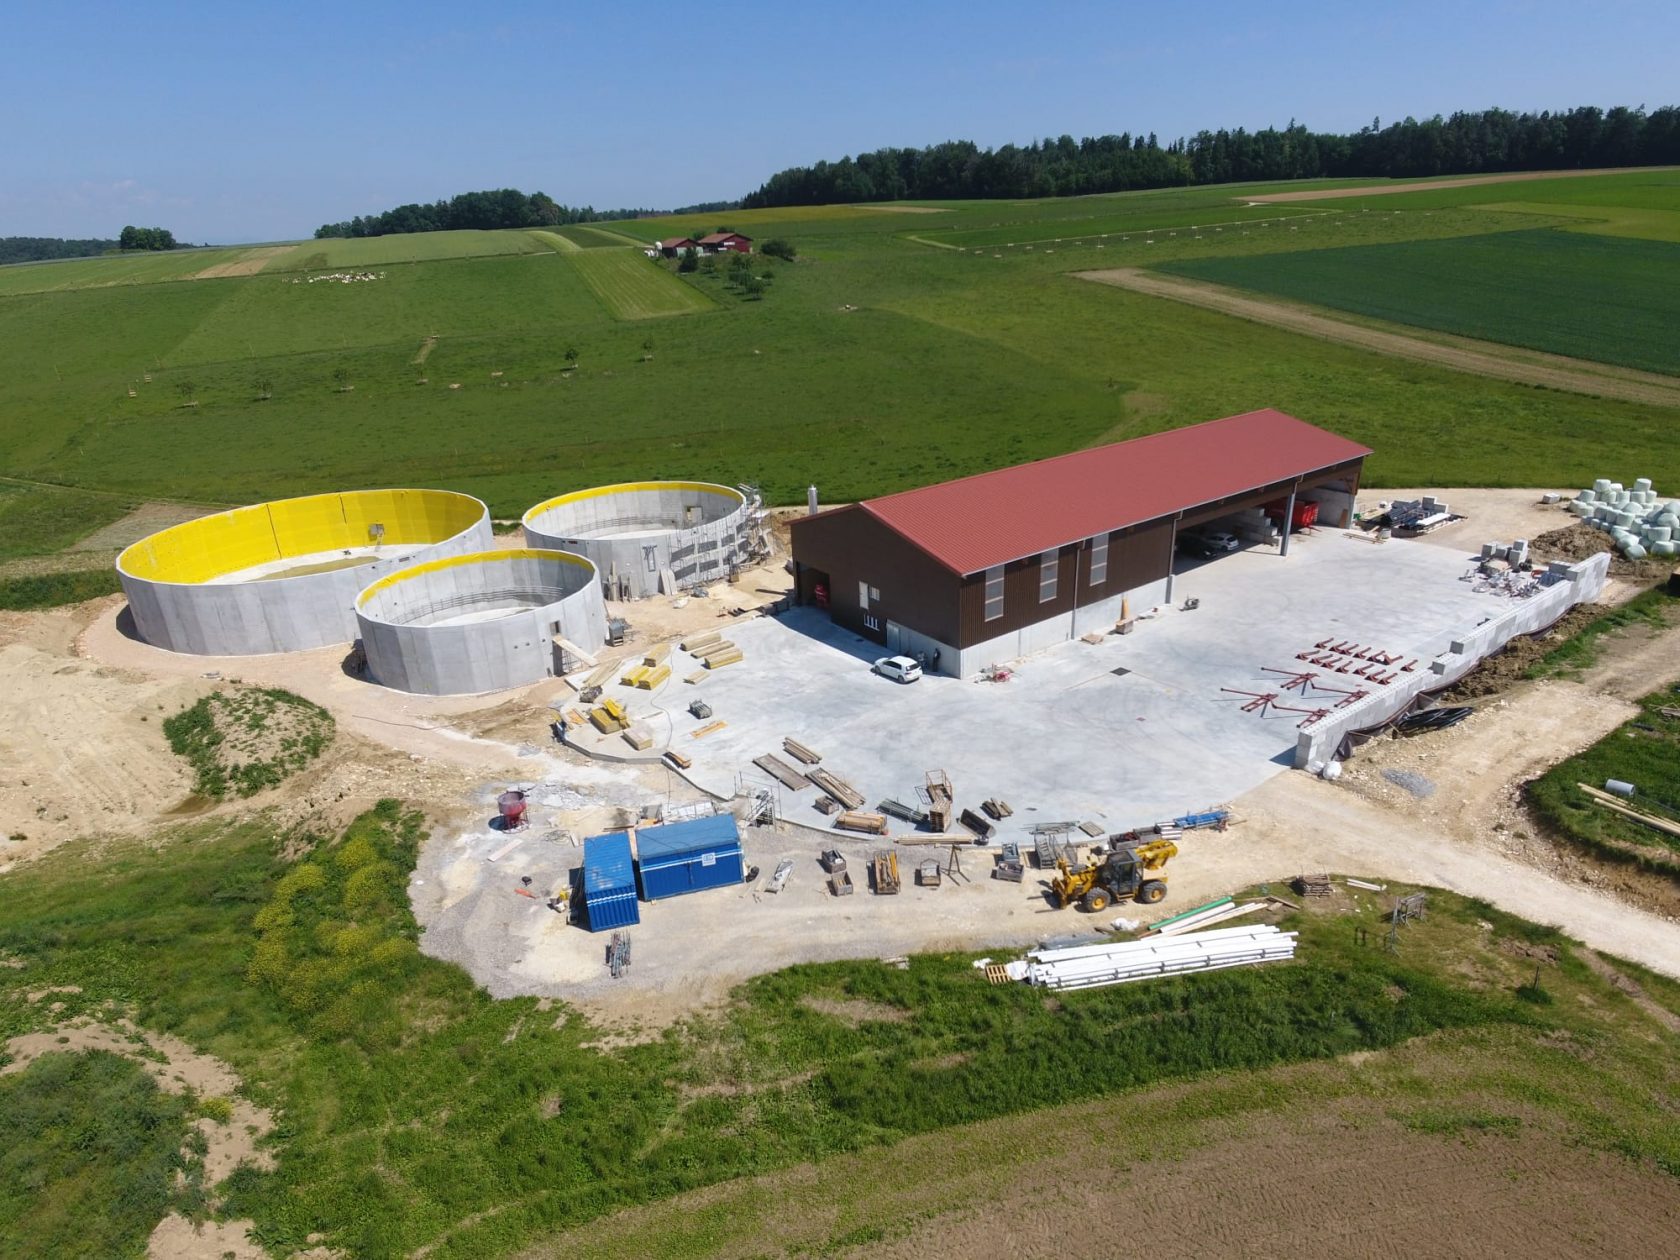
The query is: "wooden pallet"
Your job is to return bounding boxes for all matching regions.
[984,963,1012,985]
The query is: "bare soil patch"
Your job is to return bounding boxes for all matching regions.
[1076,268,1680,408]
[799,995,910,1026]
[1245,166,1680,203]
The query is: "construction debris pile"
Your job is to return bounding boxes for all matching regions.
[1570,477,1679,559]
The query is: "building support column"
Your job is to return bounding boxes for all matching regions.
[1165,515,1181,602]
[1280,483,1298,558]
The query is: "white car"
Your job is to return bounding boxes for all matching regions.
[873,655,923,684]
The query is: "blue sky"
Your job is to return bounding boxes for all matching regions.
[4,0,1675,243]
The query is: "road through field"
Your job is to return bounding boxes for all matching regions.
[1077,267,1680,408]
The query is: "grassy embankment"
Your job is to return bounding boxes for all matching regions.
[1,802,1676,1257]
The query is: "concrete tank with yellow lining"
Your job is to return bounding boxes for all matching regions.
[522,481,756,599]
[117,489,492,656]
[355,548,608,695]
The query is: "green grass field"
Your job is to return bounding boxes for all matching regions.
[0,248,251,296]
[1159,229,1680,374]
[2,173,1678,533]
[2,805,1674,1258]
[567,250,715,319]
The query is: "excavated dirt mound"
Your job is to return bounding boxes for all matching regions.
[1531,522,1676,581]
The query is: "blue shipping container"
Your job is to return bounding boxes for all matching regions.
[582,833,640,932]
[635,815,745,901]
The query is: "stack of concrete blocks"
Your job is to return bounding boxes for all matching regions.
[1571,478,1679,559]
[1294,551,1610,768]
[1479,539,1529,566]
[356,550,608,695]
[1226,507,1281,546]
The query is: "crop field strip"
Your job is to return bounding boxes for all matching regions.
[1156,228,1680,376]
[566,249,715,319]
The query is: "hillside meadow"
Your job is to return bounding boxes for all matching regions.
[0,172,1676,554]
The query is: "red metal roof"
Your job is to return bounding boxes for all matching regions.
[698,232,750,244]
[858,409,1370,575]
[659,237,698,249]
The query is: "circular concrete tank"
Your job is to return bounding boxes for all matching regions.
[522,481,753,599]
[355,548,608,695]
[117,489,492,656]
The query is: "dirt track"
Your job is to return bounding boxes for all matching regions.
[1076,268,1680,408]
[1245,165,1680,202]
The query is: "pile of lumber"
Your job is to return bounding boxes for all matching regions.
[808,767,865,810]
[835,810,889,835]
[681,630,724,653]
[783,737,821,765]
[621,725,654,751]
[578,661,617,690]
[682,630,741,670]
[588,698,631,733]
[981,798,1013,820]
[663,750,692,770]
[702,644,743,669]
[622,646,672,689]
[871,850,901,895]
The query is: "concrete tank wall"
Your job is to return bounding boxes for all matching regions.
[355,549,608,695]
[522,481,752,599]
[1294,552,1610,767]
[117,489,491,656]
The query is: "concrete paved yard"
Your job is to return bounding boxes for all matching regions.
[625,530,1509,833]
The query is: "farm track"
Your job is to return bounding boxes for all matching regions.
[1076,267,1680,408]
[1247,165,1680,202]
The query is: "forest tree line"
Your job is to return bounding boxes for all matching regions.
[740,104,1680,208]
[313,188,653,238]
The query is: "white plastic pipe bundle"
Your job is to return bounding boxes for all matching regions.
[1025,925,1297,991]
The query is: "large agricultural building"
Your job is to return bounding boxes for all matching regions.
[117,489,492,656]
[790,410,1370,676]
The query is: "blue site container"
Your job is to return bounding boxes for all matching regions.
[634,815,745,901]
[582,832,640,932]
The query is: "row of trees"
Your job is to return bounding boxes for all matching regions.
[0,236,118,265]
[118,225,178,251]
[741,105,1680,208]
[314,188,652,239]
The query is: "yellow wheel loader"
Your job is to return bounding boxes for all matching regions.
[1052,838,1177,912]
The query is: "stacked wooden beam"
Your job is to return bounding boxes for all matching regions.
[783,737,822,765]
[808,767,865,810]
[835,811,888,835]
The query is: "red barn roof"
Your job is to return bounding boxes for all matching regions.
[659,237,698,249]
[698,231,751,245]
[856,409,1370,575]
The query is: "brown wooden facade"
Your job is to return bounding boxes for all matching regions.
[790,455,1364,654]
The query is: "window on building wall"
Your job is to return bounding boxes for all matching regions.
[858,580,870,608]
[984,566,1005,620]
[864,614,880,631]
[1089,534,1108,586]
[1039,549,1059,602]
[870,585,880,602]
